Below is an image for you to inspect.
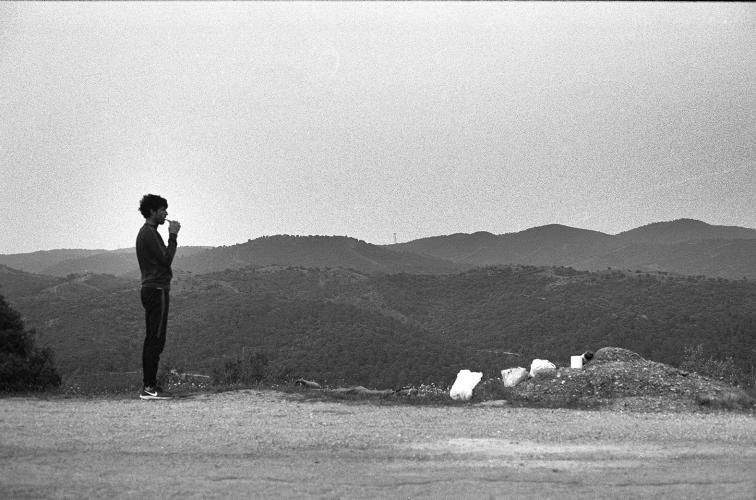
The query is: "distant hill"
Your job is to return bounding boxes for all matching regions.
[41,246,212,277]
[42,252,139,277]
[2,265,754,389]
[389,219,756,279]
[429,225,616,266]
[389,231,501,263]
[0,246,212,278]
[3,219,756,279]
[0,265,62,297]
[574,239,756,279]
[0,249,106,274]
[392,225,619,266]
[173,235,470,275]
[618,219,756,245]
[0,238,465,277]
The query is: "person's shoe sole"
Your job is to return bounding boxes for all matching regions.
[139,392,173,400]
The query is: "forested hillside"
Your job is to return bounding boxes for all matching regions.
[0,250,105,275]
[0,237,467,277]
[2,265,754,389]
[173,235,469,275]
[389,219,756,279]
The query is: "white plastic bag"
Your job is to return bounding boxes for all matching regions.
[449,369,483,401]
[529,359,556,378]
[501,367,529,387]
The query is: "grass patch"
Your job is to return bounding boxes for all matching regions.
[695,391,755,410]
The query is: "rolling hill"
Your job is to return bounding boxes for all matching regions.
[171,235,470,275]
[617,219,756,244]
[573,238,756,279]
[41,245,213,277]
[0,249,106,275]
[0,265,62,297]
[2,219,755,280]
[0,238,467,277]
[389,219,756,279]
[0,246,212,278]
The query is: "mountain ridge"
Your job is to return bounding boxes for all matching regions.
[388,219,756,279]
[617,218,756,245]
[174,235,469,275]
[1,219,755,280]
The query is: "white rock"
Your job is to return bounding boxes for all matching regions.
[449,369,483,401]
[501,367,529,387]
[529,359,556,378]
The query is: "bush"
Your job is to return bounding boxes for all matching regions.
[695,391,755,410]
[212,351,270,386]
[0,294,61,391]
[472,378,514,401]
[680,344,743,387]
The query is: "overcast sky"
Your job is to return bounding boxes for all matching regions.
[1,2,754,254]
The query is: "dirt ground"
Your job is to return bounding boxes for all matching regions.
[1,390,754,499]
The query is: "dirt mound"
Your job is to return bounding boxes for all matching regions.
[292,347,753,413]
[592,347,645,363]
[493,347,754,412]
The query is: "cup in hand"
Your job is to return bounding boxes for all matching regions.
[168,219,181,234]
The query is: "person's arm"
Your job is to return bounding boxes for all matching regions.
[162,220,181,265]
[141,223,179,267]
[162,231,178,266]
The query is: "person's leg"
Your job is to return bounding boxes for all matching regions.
[141,287,169,388]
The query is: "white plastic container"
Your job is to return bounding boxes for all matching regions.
[571,355,583,369]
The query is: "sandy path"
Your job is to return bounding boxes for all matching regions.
[1,390,754,499]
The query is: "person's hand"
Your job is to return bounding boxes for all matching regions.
[168,220,181,235]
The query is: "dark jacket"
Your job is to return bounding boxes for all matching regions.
[136,223,177,289]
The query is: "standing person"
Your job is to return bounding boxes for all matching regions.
[136,194,181,400]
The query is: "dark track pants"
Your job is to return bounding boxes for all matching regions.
[141,287,170,388]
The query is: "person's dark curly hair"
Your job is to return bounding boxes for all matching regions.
[138,194,168,219]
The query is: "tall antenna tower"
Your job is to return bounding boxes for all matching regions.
[393,232,397,244]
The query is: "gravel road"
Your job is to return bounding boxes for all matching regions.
[1,390,754,499]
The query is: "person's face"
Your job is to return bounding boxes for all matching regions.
[150,207,168,224]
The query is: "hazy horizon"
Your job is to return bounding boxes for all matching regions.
[2,216,755,255]
[2,2,754,254]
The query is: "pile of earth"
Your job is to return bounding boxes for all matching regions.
[293,347,753,412]
[483,347,754,412]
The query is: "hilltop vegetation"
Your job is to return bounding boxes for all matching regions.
[2,264,754,391]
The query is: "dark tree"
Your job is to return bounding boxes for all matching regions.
[0,293,61,391]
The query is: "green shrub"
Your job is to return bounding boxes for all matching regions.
[472,378,514,401]
[680,344,743,387]
[695,391,754,410]
[212,351,270,386]
[0,294,61,392]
